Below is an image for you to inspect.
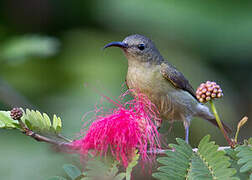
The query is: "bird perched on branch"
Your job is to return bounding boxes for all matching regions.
[104,34,231,143]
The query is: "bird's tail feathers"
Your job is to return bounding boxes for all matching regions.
[205,118,232,134]
[196,104,232,134]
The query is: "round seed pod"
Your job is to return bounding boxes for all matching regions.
[196,81,223,103]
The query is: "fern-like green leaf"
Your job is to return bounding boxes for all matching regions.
[21,108,62,133]
[195,135,237,180]
[153,135,237,180]
[225,148,251,179]
[235,142,252,173]
[152,138,193,180]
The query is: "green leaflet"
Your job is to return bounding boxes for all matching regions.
[153,135,237,180]
[53,114,62,133]
[63,164,82,180]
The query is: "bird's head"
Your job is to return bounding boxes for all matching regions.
[104,34,163,64]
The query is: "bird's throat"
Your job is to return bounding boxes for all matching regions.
[126,60,163,94]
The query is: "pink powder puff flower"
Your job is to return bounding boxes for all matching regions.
[72,90,161,167]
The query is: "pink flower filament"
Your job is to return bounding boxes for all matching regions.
[72,91,161,167]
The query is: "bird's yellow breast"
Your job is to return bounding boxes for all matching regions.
[126,60,197,122]
[126,60,174,95]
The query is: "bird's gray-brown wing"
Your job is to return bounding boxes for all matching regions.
[160,61,198,100]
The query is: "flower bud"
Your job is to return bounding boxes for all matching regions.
[196,81,223,103]
[10,108,23,120]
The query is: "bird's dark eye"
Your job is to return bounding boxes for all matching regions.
[137,44,145,50]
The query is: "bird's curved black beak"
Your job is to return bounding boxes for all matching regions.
[103,41,128,49]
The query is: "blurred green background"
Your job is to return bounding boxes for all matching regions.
[0,0,251,179]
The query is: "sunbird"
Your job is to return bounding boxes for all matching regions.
[104,34,231,142]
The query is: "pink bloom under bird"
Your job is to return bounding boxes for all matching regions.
[72,90,161,167]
